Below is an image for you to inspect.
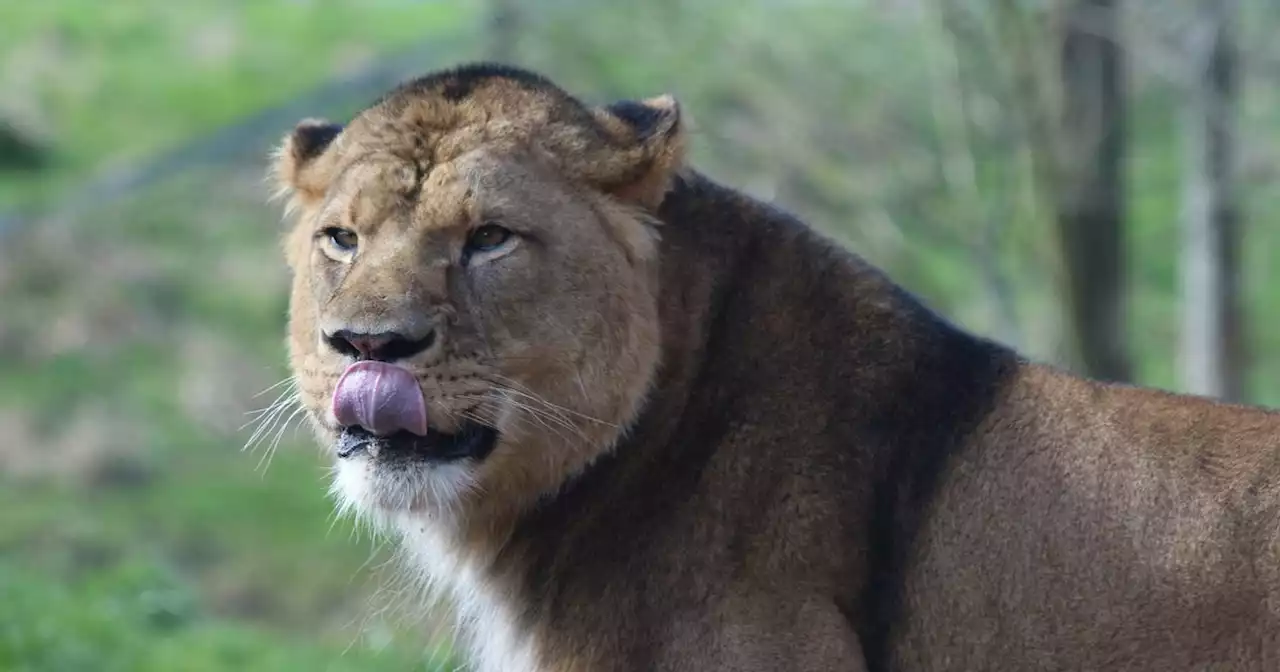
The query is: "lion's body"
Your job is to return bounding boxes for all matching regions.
[268,63,1280,671]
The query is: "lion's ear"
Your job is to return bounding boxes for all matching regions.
[585,94,687,210]
[271,118,344,211]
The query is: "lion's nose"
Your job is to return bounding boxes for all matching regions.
[324,328,437,362]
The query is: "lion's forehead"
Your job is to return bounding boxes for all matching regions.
[333,77,600,187]
[321,153,479,234]
[343,74,576,173]
[347,120,527,172]
[331,143,571,235]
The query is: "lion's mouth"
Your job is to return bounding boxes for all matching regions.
[329,360,500,462]
[336,420,500,463]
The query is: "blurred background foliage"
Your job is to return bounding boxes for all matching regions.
[1,0,1276,669]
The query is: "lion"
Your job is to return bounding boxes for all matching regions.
[267,62,1280,671]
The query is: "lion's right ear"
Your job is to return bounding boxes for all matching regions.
[270,118,344,211]
[584,95,687,210]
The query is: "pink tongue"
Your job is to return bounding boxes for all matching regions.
[331,361,429,437]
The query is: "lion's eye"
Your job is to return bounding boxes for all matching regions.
[465,224,513,254]
[322,227,358,253]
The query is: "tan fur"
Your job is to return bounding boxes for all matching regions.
[268,63,1280,671]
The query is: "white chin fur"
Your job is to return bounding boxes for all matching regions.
[330,454,478,529]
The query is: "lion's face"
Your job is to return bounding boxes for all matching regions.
[269,66,684,522]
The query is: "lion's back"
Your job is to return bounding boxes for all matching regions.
[887,361,1280,670]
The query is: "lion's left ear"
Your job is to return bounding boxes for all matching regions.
[270,118,344,212]
[587,94,687,210]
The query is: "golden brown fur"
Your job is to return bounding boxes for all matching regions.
[268,63,1280,671]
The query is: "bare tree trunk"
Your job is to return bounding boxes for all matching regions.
[1055,0,1132,383]
[1180,0,1244,401]
[488,0,522,63]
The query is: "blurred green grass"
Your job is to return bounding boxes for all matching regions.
[2,549,446,672]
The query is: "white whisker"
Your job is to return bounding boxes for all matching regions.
[487,373,618,428]
[256,401,308,474]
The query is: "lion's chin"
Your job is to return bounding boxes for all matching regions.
[330,446,481,521]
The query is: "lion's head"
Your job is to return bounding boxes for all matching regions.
[269,64,687,527]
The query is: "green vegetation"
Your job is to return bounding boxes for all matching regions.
[0,0,470,207]
[1,559,445,672]
[0,2,469,669]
